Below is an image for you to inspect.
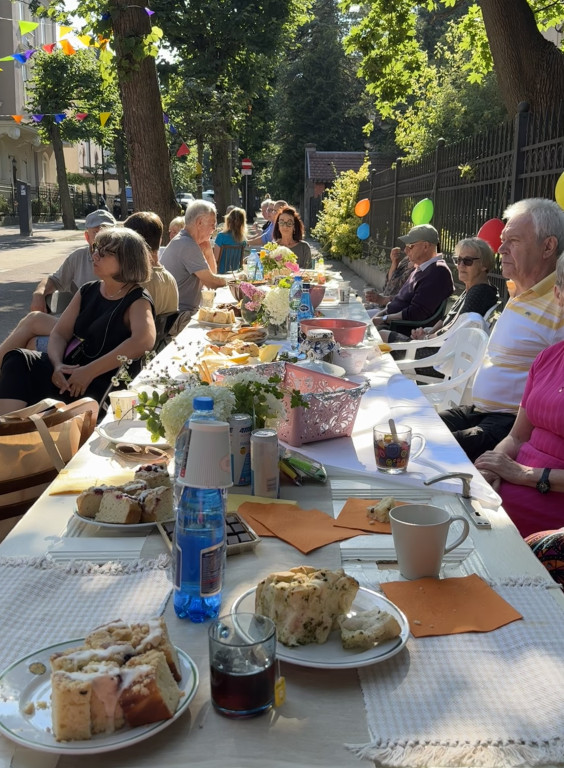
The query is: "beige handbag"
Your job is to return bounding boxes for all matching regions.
[0,398,99,516]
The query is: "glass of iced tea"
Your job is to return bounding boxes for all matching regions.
[209,613,276,718]
[373,424,426,474]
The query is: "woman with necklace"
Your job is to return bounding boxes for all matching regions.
[272,207,312,269]
[475,252,564,537]
[0,228,155,414]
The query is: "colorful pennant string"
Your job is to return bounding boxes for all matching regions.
[0,55,14,61]
[162,112,169,124]
[42,43,56,53]
[176,142,190,157]
[13,53,26,63]
[19,21,39,35]
[75,112,88,121]
[31,114,44,122]
[145,8,155,15]
[99,111,111,127]
[169,124,177,134]
[11,115,23,123]
[58,26,72,39]
[60,39,76,55]
[54,113,66,123]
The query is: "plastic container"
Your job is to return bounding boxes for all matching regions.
[299,318,368,346]
[288,275,303,350]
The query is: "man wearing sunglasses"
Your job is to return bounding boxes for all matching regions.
[371,224,454,332]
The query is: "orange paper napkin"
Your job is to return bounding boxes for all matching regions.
[381,574,523,637]
[333,498,408,534]
[238,501,364,554]
[230,496,296,537]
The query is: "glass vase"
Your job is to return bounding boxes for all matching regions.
[266,317,289,340]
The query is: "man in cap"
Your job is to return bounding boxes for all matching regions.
[371,224,454,333]
[0,209,116,365]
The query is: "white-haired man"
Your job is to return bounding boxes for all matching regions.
[440,197,564,462]
[161,200,231,314]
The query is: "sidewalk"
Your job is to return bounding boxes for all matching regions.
[0,220,86,247]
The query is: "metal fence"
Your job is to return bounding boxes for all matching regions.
[0,182,101,222]
[360,101,564,299]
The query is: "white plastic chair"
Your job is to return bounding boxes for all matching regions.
[395,326,489,411]
[387,311,488,356]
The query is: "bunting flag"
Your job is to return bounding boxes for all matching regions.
[195,162,203,174]
[96,35,110,48]
[13,53,27,63]
[58,25,72,39]
[60,39,76,55]
[11,115,23,123]
[176,142,190,158]
[42,43,56,53]
[0,55,14,61]
[75,112,88,121]
[169,124,177,135]
[145,8,155,15]
[24,49,35,60]
[99,111,111,127]
[54,113,66,123]
[77,35,92,47]
[162,112,169,124]
[31,114,44,122]
[19,21,39,35]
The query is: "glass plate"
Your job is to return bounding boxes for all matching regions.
[232,586,409,669]
[96,420,170,448]
[0,640,198,755]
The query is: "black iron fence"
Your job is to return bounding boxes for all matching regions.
[0,182,110,222]
[359,102,564,299]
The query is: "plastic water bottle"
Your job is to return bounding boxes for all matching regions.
[288,275,303,350]
[247,249,263,280]
[255,251,264,280]
[173,483,227,622]
[298,281,314,321]
[173,396,214,500]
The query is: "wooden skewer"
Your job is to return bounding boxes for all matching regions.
[156,522,172,553]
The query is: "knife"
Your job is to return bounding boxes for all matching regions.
[424,472,492,530]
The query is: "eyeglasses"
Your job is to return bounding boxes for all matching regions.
[278,219,294,228]
[404,241,423,250]
[93,245,115,258]
[455,256,480,267]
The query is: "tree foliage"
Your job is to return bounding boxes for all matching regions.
[341,0,564,134]
[271,0,376,205]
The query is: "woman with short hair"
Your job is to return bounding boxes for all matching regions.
[0,228,156,413]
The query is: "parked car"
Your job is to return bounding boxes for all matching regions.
[112,187,134,219]
[202,189,215,203]
[176,192,195,211]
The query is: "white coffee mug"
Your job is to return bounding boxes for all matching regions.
[390,504,470,580]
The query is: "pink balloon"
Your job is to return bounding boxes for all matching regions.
[476,218,504,253]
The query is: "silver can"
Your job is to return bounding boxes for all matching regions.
[251,428,280,498]
[229,413,252,486]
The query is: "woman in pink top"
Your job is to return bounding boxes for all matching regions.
[475,253,564,537]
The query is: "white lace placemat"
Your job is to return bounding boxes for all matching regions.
[0,555,172,671]
[348,578,564,768]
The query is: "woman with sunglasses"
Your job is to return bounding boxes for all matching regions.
[386,237,497,344]
[272,206,312,269]
[0,228,156,415]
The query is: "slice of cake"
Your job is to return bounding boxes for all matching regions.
[76,485,116,519]
[255,566,359,646]
[198,307,235,325]
[96,492,142,524]
[119,650,180,727]
[338,608,402,651]
[130,617,182,682]
[134,464,172,489]
[139,486,174,523]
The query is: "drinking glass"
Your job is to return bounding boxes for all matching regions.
[373,424,426,474]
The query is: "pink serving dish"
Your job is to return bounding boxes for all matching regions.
[215,362,368,447]
[299,318,368,345]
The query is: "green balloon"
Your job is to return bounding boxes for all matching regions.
[412,198,434,225]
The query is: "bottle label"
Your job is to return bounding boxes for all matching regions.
[200,541,224,597]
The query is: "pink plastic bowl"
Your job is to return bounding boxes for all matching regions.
[299,318,368,345]
[308,284,326,309]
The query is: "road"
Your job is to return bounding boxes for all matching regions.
[0,238,83,340]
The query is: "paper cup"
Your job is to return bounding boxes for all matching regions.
[184,420,233,489]
[109,390,138,420]
[201,288,216,308]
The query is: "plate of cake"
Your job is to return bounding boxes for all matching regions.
[0,618,199,754]
[232,566,409,669]
[197,306,235,328]
[73,465,174,529]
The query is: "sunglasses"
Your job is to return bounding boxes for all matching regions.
[93,246,116,258]
[278,219,294,227]
[404,241,424,250]
[455,256,480,266]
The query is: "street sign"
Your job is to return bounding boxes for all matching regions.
[241,157,252,175]
[242,169,252,176]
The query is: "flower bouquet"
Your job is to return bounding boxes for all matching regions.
[239,280,291,338]
[260,243,299,279]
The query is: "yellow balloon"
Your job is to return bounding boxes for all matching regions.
[555,172,564,210]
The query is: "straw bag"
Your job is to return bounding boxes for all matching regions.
[0,397,99,517]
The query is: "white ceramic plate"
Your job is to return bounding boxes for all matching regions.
[294,359,346,378]
[232,586,409,669]
[96,420,170,448]
[0,640,198,755]
[72,507,174,531]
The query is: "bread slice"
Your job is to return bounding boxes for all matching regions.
[338,608,401,651]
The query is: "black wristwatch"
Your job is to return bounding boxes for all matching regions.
[536,468,551,494]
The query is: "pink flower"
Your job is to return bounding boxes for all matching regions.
[286,261,300,273]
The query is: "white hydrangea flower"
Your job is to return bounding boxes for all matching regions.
[263,286,290,325]
[160,384,236,442]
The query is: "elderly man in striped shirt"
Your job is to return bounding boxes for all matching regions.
[440,197,564,462]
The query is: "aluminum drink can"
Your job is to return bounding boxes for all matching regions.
[229,413,252,486]
[251,428,280,498]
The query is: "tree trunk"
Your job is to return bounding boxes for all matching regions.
[196,139,204,199]
[113,133,128,222]
[480,0,564,114]
[49,124,76,229]
[110,0,178,234]
[210,137,232,217]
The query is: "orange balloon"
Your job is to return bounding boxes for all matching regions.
[355,198,370,217]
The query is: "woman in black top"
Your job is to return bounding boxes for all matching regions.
[0,228,156,414]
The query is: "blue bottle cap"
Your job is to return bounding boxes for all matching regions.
[193,396,214,411]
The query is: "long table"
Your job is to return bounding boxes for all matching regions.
[1,297,563,768]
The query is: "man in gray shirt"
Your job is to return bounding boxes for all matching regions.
[161,200,231,313]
